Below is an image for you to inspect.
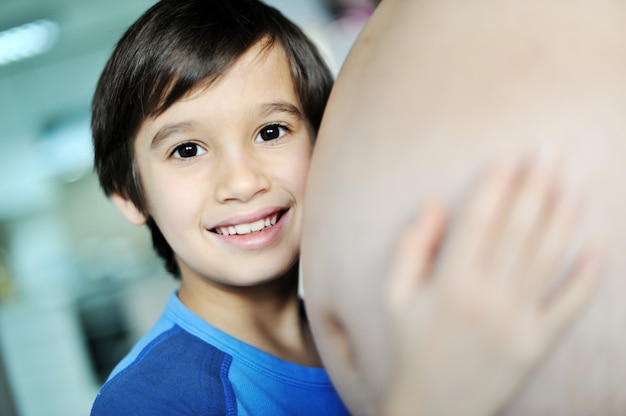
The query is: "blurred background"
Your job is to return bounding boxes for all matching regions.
[0,0,375,414]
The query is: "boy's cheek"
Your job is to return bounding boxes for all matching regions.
[285,157,312,199]
[141,176,198,219]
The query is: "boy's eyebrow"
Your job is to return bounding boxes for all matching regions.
[150,102,303,148]
[150,121,196,149]
[261,102,304,119]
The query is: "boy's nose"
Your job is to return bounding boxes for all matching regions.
[214,147,270,203]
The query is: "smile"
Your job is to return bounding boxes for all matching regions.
[213,212,282,236]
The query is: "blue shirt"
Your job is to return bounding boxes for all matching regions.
[91,292,350,415]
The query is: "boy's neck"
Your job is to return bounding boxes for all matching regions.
[177,264,322,367]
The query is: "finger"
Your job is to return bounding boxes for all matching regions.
[386,201,447,309]
[488,150,559,285]
[440,158,520,275]
[541,249,604,341]
[519,186,583,302]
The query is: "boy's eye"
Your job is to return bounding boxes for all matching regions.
[172,143,206,159]
[255,123,288,143]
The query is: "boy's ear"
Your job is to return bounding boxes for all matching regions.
[111,193,148,226]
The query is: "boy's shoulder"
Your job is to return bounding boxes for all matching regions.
[91,325,235,415]
[91,293,351,416]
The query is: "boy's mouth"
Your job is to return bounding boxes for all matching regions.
[211,211,284,236]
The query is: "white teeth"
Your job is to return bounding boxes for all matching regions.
[235,223,251,234]
[250,219,265,232]
[215,214,280,236]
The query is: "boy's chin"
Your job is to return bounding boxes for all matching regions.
[228,263,300,289]
[180,261,299,289]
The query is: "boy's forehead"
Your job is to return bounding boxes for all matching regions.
[135,41,301,140]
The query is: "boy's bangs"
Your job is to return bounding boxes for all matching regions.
[148,36,278,118]
[145,48,239,119]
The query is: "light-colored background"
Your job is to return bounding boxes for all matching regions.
[0,1,371,414]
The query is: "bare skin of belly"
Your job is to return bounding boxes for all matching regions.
[302,1,626,414]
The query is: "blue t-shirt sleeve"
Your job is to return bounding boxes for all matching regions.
[90,326,235,416]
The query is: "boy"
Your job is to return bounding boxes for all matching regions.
[90,0,345,414]
[91,0,600,415]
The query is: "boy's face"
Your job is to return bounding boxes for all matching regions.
[129,43,312,287]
